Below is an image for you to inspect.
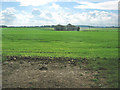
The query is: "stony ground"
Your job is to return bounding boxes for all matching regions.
[2,59,104,88]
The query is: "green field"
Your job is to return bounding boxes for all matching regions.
[2,28,118,58]
[2,27,119,88]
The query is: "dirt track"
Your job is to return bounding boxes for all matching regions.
[2,59,102,88]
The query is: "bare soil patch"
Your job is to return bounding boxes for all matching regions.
[2,58,103,88]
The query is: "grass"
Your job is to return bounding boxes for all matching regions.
[2,27,118,58]
[87,58,118,88]
[1,27,119,88]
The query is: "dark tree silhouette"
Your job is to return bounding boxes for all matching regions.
[77,27,80,31]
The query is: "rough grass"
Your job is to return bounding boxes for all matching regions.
[86,58,118,88]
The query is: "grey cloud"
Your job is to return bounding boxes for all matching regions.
[46,13,52,18]
[32,9,41,15]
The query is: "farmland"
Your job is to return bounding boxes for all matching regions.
[2,27,119,88]
[2,28,118,58]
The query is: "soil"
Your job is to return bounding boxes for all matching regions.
[2,58,103,88]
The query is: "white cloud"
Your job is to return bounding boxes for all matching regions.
[16,0,57,6]
[68,11,118,26]
[2,0,119,10]
[1,0,18,2]
[74,0,118,10]
[51,3,61,10]
[1,8,17,25]
[0,4,118,26]
[2,0,77,4]
[15,0,77,6]
[15,12,33,26]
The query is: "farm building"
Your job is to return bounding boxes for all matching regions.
[55,24,78,31]
[54,24,66,31]
[66,24,78,31]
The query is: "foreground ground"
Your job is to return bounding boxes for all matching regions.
[3,58,105,88]
[2,56,118,88]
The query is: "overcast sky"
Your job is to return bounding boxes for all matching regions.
[0,0,119,26]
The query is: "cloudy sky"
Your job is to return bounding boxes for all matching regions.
[0,0,119,26]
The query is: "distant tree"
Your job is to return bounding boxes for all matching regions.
[51,25,55,28]
[0,25,7,28]
[77,27,80,31]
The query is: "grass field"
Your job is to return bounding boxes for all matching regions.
[2,27,119,88]
[2,27,118,58]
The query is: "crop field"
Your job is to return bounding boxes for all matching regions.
[2,27,119,88]
[2,27,118,58]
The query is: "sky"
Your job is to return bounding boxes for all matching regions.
[0,0,119,26]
